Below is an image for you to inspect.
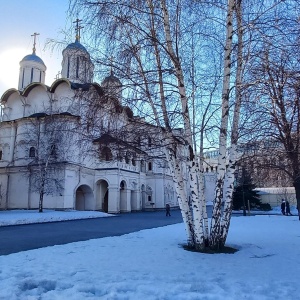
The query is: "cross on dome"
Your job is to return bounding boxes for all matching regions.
[109,56,115,75]
[31,32,40,54]
[73,18,84,42]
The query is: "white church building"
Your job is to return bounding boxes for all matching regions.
[0,32,178,213]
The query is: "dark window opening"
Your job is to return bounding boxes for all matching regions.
[22,68,25,88]
[148,162,152,171]
[0,150,2,160]
[148,137,152,147]
[101,147,112,161]
[120,181,125,190]
[29,147,36,158]
[50,144,57,158]
[30,68,34,82]
[148,195,152,202]
[67,57,70,78]
[76,57,79,78]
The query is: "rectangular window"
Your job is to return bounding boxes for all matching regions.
[22,68,25,88]
[67,57,70,78]
[30,68,34,82]
[76,57,79,78]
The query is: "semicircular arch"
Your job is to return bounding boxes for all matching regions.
[75,184,95,211]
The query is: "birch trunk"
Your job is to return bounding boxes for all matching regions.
[198,141,209,243]
[221,0,244,244]
[126,6,195,244]
[210,0,235,249]
[160,0,204,249]
[166,147,195,245]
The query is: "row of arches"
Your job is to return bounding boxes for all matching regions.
[75,180,152,213]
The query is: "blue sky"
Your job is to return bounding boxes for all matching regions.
[0,0,72,94]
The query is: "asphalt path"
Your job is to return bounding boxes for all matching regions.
[0,210,187,256]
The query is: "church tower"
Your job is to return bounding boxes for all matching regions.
[61,19,94,84]
[18,33,46,91]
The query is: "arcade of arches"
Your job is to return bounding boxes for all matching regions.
[75,180,153,213]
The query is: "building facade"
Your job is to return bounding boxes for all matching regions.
[0,36,178,212]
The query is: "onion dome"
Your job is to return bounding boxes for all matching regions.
[101,71,122,99]
[18,46,47,91]
[64,40,89,53]
[20,53,46,66]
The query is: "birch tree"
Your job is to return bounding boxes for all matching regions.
[67,0,256,250]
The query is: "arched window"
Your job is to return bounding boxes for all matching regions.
[50,144,57,158]
[148,162,152,171]
[125,151,130,164]
[140,160,146,172]
[101,147,112,161]
[29,147,36,158]
[132,158,136,166]
[120,181,125,190]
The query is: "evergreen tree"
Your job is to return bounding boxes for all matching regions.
[233,169,271,211]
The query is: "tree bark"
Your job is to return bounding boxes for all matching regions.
[210,0,235,249]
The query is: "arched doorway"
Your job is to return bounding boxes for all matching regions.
[120,180,127,212]
[96,180,109,212]
[75,185,94,211]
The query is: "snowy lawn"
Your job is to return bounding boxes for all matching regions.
[0,213,299,299]
[0,209,113,226]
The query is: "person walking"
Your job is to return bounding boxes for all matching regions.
[285,200,292,216]
[166,204,171,217]
[281,199,286,215]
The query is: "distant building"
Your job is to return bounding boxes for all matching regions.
[203,143,296,207]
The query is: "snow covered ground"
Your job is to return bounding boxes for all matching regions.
[0,209,299,299]
[0,209,113,226]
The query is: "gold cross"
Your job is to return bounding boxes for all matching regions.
[73,18,84,42]
[31,32,40,54]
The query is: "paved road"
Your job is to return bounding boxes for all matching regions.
[0,210,184,256]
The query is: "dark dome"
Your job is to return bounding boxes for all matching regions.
[20,53,45,66]
[102,73,121,86]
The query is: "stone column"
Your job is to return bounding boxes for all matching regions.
[108,186,120,213]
